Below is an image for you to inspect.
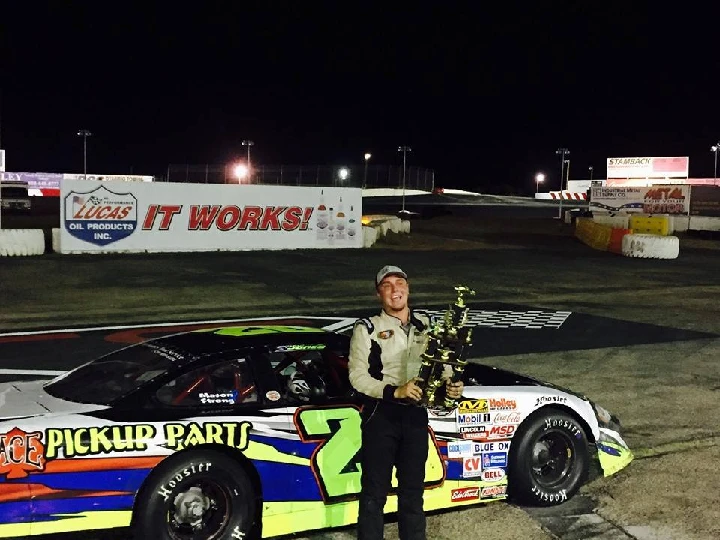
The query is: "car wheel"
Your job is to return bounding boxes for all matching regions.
[508,410,589,506]
[134,450,257,539]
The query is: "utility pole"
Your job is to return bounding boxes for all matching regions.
[77,129,92,179]
[555,147,570,219]
[398,145,411,214]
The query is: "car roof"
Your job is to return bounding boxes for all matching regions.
[150,325,345,359]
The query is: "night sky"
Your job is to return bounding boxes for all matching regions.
[2,3,719,194]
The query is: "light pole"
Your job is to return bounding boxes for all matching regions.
[242,140,254,169]
[555,147,570,219]
[712,143,720,181]
[589,165,594,182]
[535,173,545,194]
[77,129,92,179]
[363,152,371,189]
[398,145,411,213]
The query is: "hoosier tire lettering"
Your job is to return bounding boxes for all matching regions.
[508,411,589,507]
[156,462,212,501]
[134,450,257,540]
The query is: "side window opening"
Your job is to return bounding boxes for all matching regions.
[156,359,258,407]
[269,347,351,403]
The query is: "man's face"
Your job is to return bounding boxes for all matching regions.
[376,275,409,314]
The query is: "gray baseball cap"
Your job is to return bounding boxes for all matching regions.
[375,265,408,287]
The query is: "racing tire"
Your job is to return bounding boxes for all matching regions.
[134,450,257,540]
[508,410,589,506]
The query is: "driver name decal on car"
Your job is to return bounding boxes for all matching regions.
[199,391,239,405]
[0,427,46,479]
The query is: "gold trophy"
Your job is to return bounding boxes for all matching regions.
[416,285,475,410]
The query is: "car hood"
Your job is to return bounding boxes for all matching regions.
[0,380,107,420]
[464,362,589,399]
[464,362,542,387]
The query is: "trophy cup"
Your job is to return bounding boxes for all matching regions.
[416,285,475,410]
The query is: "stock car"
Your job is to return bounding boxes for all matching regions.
[0,325,633,539]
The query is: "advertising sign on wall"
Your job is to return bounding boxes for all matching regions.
[60,180,362,253]
[63,173,154,183]
[606,157,689,179]
[590,185,690,214]
[689,186,720,217]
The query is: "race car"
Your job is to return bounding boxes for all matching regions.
[0,324,632,539]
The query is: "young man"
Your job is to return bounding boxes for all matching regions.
[349,265,464,540]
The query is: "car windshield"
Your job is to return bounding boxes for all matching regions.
[44,342,180,405]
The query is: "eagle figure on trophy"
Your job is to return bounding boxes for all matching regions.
[416,285,475,410]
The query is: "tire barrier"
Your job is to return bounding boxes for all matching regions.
[574,218,613,251]
[52,228,60,253]
[608,228,632,254]
[0,229,45,257]
[629,215,670,236]
[621,233,679,259]
[362,225,378,248]
[592,213,630,229]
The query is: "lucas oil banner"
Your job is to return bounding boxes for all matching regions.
[60,180,363,253]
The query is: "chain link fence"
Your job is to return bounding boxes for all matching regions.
[166,164,435,191]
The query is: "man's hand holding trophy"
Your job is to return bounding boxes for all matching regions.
[415,285,475,411]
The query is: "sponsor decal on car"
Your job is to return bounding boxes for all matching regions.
[535,395,568,407]
[40,421,252,459]
[0,427,46,479]
[451,487,480,502]
[457,399,489,414]
[274,344,326,352]
[461,456,483,478]
[447,440,474,458]
[481,485,507,498]
[492,411,521,424]
[482,451,508,469]
[461,424,516,441]
[488,398,516,410]
[473,441,510,453]
[456,412,490,427]
[266,390,281,401]
[481,467,505,481]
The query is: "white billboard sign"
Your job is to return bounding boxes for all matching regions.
[590,185,689,214]
[606,156,689,179]
[60,180,362,253]
[63,173,154,182]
